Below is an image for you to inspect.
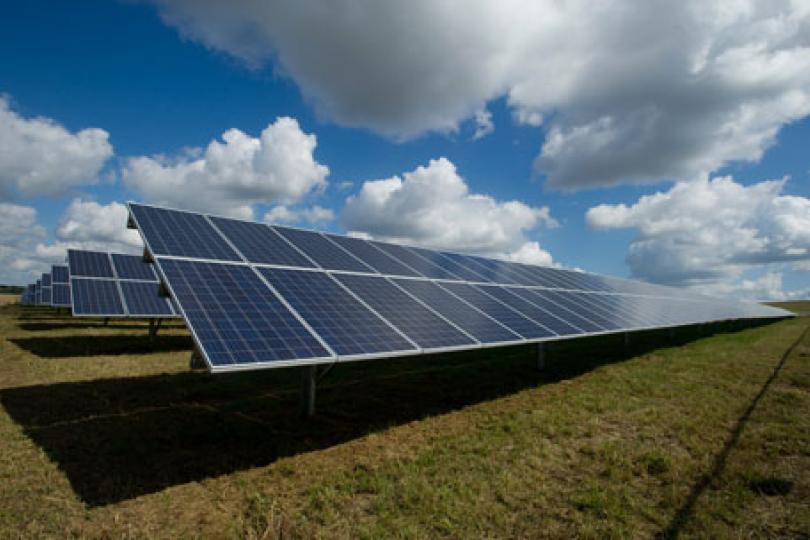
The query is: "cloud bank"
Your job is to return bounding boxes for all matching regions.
[343,157,556,264]
[151,0,810,189]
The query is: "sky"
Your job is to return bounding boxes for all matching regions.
[1,0,809,301]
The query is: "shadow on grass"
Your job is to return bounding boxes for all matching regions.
[660,323,810,539]
[0,321,780,507]
[17,321,186,332]
[9,334,194,357]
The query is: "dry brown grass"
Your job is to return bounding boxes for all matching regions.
[0,302,808,538]
[0,294,19,305]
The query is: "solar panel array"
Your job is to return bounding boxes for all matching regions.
[128,203,792,373]
[67,249,180,318]
[50,264,71,307]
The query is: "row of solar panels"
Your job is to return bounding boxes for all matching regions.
[20,251,180,318]
[126,203,793,372]
[126,202,718,300]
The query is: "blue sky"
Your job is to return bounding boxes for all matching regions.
[1,0,809,300]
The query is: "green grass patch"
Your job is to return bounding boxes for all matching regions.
[0,303,808,537]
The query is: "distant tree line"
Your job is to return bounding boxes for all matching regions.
[0,285,24,294]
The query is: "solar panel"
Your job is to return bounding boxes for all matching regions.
[334,274,476,350]
[68,250,114,278]
[111,253,157,280]
[68,248,180,318]
[569,292,647,329]
[41,285,52,305]
[541,290,624,331]
[129,203,242,261]
[160,259,332,368]
[127,202,794,375]
[210,216,316,268]
[392,278,522,344]
[323,234,422,277]
[404,246,491,282]
[476,285,583,336]
[272,225,375,273]
[119,281,175,316]
[519,289,605,333]
[42,273,52,287]
[51,265,69,284]
[370,241,460,280]
[438,282,556,339]
[52,284,72,307]
[441,252,535,286]
[71,278,125,316]
[258,268,417,357]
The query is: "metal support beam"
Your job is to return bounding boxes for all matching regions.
[536,343,546,371]
[302,365,317,417]
[189,348,206,370]
[148,318,162,342]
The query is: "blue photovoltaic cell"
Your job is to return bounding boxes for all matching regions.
[406,246,491,282]
[111,253,157,281]
[568,292,644,328]
[392,278,521,344]
[159,259,331,367]
[259,268,416,356]
[323,234,422,277]
[68,249,114,278]
[129,204,241,261]
[42,273,52,286]
[442,253,535,286]
[370,241,460,280]
[579,293,661,328]
[41,287,52,304]
[51,265,69,284]
[272,226,374,273]
[210,216,316,268]
[520,289,605,333]
[541,290,623,331]
[52,284,71,306]
[334,274,475,349]
[477,285,582,336]
[71,278,125,316]
[439,282,555,339]
[120,281,175,316]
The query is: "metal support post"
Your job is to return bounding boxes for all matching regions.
[302,365,317,417]
[536,343,546,371]
[148,318,162,342]
[189,348,206,370]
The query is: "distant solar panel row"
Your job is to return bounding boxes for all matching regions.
[67,249,179,318]
[128,203,792,373]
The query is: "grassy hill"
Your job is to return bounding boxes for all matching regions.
[0,303,807,537]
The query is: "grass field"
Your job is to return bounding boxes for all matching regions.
[0,301,808,538]
[769,300,810,316]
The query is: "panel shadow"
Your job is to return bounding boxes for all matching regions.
[0,321,777,506]
[9,334,193,358]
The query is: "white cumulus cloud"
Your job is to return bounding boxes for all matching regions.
[263,204,335,226]
[0,96,113,198]
[0,199,145,285]
[150,0,810,188]
[586,176,810,292]
[123,117,329,219]
[343,157,556,263]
